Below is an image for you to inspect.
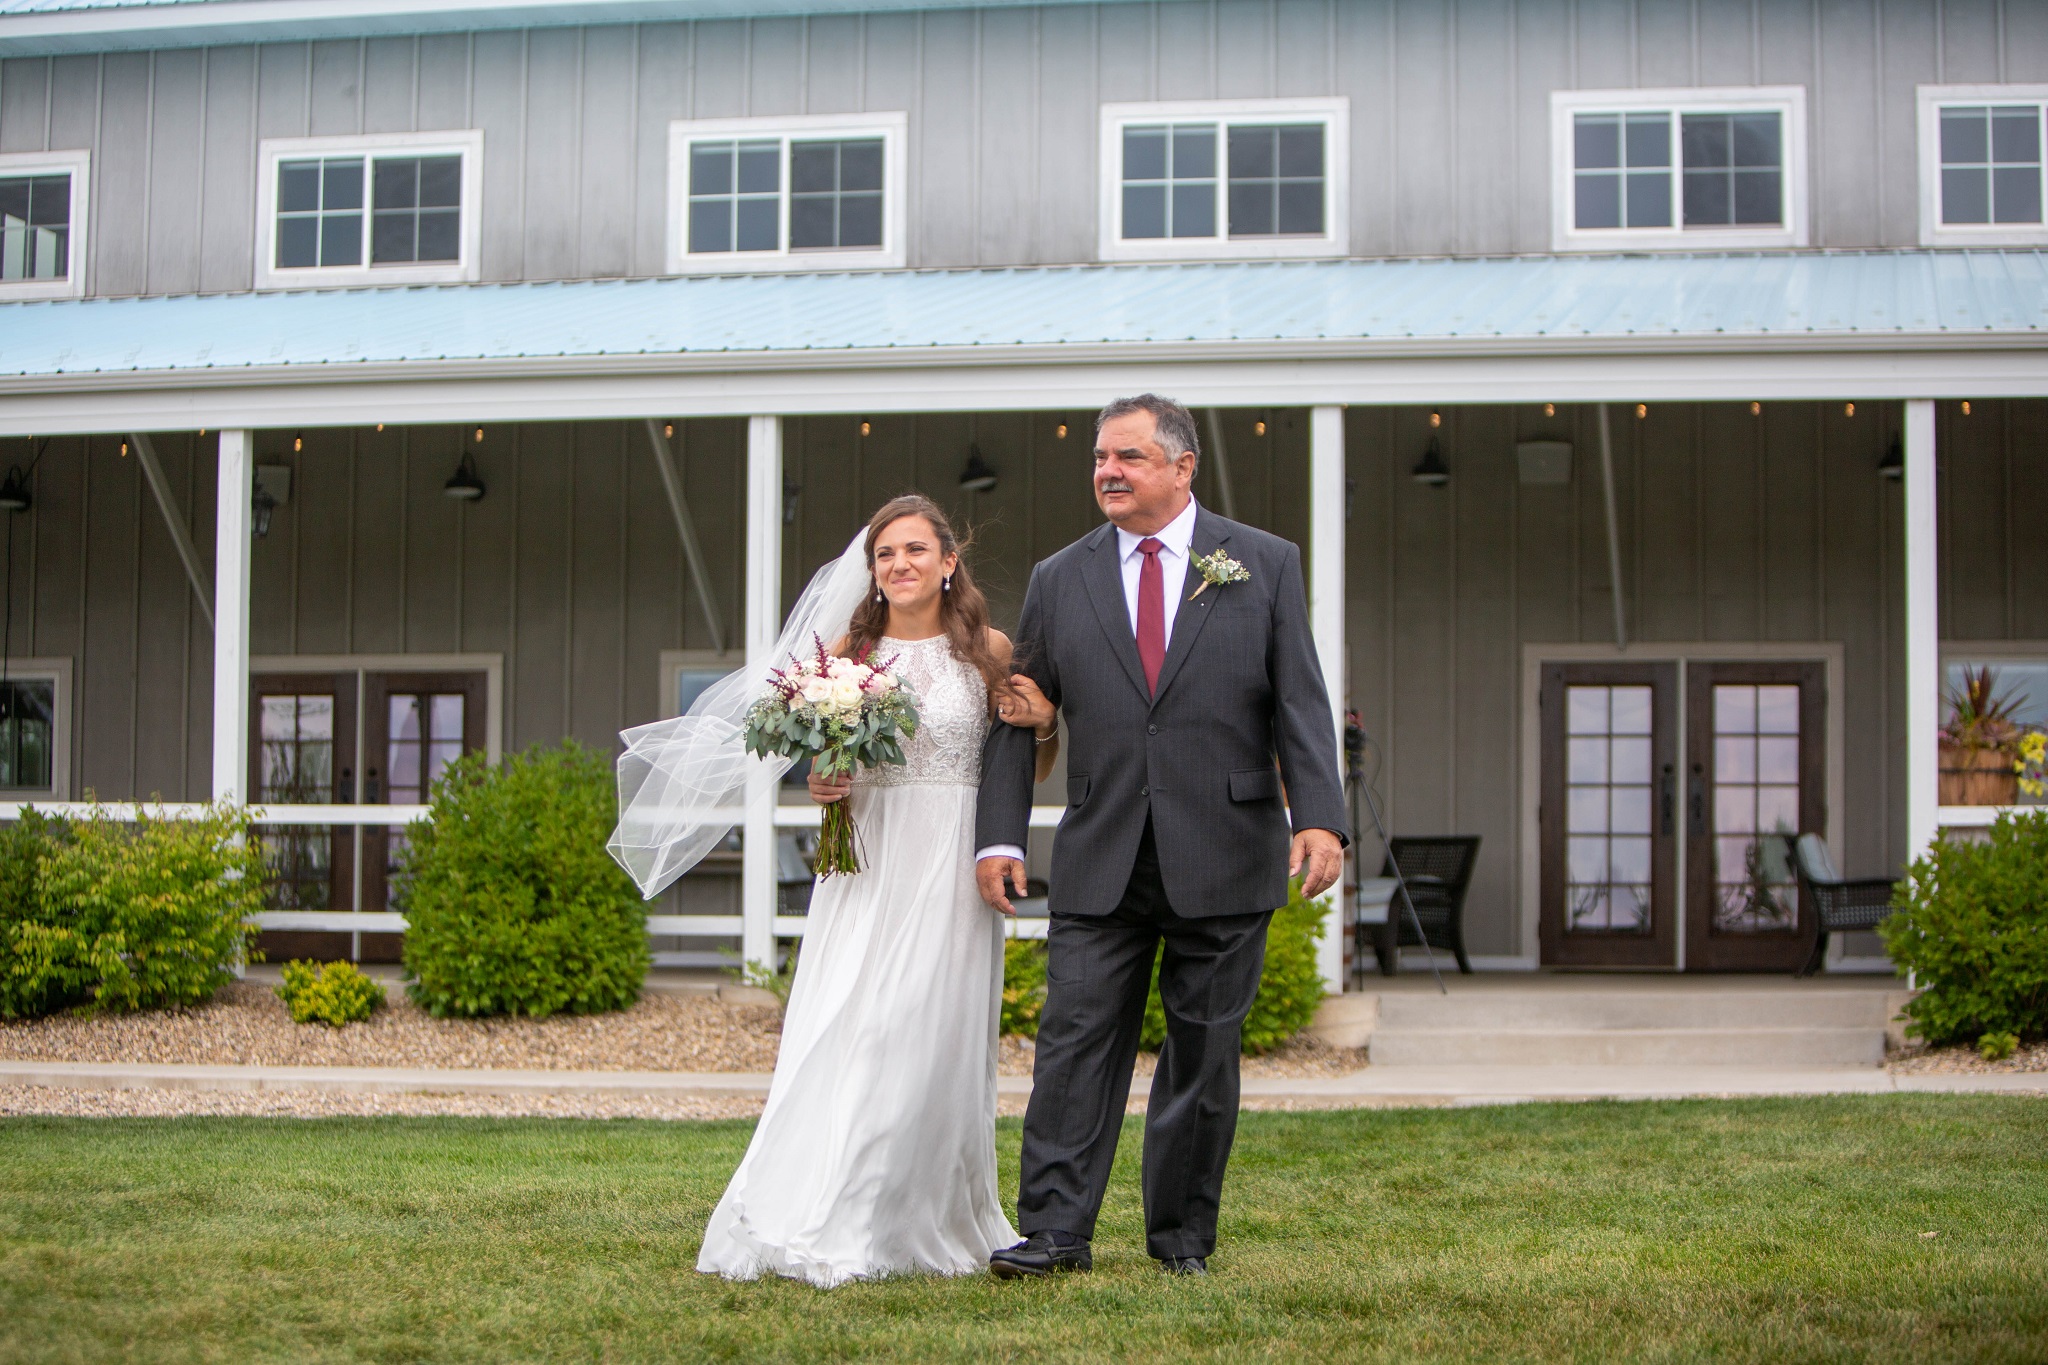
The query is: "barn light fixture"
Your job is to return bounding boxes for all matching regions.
[0,467,32,514]
[1411,437,1450,488]
[443,452,486,501]
[1878,438,1903,481]
[958,446,999,493]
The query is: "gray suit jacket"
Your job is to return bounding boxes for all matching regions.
[977,507,1349,920]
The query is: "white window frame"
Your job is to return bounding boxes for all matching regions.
[659,649,740,720]
[0,658,72,800]
[0,151,89,301]
[1097,98,1350,263]
[254,131,483,291]
[1549,87,1808,252]
[1917,85,2048,248]
[665,112,907,275]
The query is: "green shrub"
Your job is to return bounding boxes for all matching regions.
[1979,1030,2019,1062]
[1002,939,1048,1038]
[1880,810,2048,1047]
[1,804,264,1018]
[1139,879,1328,1055]
[399,740,649,1018]
[277,959,386,1027]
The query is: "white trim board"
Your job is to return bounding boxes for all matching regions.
[3,348,2046,438]
[1516,641,1848,973]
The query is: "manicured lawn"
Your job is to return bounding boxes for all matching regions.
[2,1097,2045,1363]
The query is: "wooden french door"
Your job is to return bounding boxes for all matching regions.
[360,671,488,915]
[249,672,358,962]
[1539,663,1682,968]
[1683,662,1826,972]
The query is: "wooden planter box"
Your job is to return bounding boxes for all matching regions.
[1939,743,2018,806]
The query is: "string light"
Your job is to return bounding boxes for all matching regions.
[1845,402,1856,417]
[1254,420,1267,435]
[859,420,872,437]
[474,427,484,443]
[1428,411,1442,428]
[1635,404,1648,419]
[663,422,674,439]
[293,433,303,452]
[1961,400,1972,415]
[1542,403,1555,418]
[1054,423,1067,439]
[1750,402,1761,415]
[376,423,385,432]
[119,441,128,457]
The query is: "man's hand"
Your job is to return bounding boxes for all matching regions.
[1289,828,1345,899]
[976,856,1027,917]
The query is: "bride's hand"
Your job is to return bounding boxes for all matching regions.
[998,674,1057,739]
[807,766,852,806]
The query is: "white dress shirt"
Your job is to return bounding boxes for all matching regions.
[977,499,1200,867]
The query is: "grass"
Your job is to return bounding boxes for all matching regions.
[2,1097,2045,1363]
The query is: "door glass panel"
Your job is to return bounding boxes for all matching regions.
[1564,684,1654,933]
[383,692,466,902]
[258,693,335,909]
[1710,683,1799,933]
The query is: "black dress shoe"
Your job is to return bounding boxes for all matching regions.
[1159,1256,1208,1276]
[989,1233,1093,1278]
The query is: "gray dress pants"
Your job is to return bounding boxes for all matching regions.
[1015,819,1272,1260]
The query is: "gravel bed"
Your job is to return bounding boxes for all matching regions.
[0,983,785,1073]
[1886,1039,2048,1074]
[0,1084,766,1121]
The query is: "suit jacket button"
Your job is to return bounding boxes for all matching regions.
[1147,725,1157,735]
[1140,786,1150,797]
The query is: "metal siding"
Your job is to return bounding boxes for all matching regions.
[578,22,638,278]
[915,8,976,267]
[361,34,416,133]
[144,45,203,296]
[471,28,527,281]
[0,56,51,151]
[92,51,150,297]
[197,44,255,293]
[977,5,1037,266]
[521,28,582,280]
[307,39,363,135]
[1033,2,1096,266]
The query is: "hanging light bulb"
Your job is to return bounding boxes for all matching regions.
[473,427,484,444]
[1961,400,1972,415]
[1055,423,1067,439]
[376,423,385,432]
[1635,404,1648,419]
[859,420,872,437]
[958,445,999,493]
[1428,411,1442,428]
[1411,437,1450,487]
[1750,402,1761,415]
[293,433,303,452]
[1254,419,1267,436]
[1845,402,1856,417]
[663,422,674,439]
[1542,403,1555,418]
[119,441,128,457]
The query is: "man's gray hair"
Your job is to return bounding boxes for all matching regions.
[1097,394,1200,471]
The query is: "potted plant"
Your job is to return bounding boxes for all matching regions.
[1939,666,2023,806]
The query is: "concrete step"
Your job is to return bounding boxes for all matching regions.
[1374,990,1899,1033]
[1368,1025,1886,1068]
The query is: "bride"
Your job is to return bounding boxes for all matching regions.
[609,493,1056,1287]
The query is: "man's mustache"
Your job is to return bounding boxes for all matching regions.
[1097,479,1133,494]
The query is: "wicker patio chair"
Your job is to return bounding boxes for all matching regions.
[1784,833,1897,978]
[1360,836,1482,976]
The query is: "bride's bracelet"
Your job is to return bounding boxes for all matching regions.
[1034,729,1056,744]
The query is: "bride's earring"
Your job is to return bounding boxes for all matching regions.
[943,576,952,593]
[875,585,884,603]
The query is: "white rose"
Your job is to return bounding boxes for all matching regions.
[830,678,864,708]
[874,672,898,691]
[801,678,833,705]
[827,657,858,680]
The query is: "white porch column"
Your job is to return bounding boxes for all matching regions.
[1903,399,1940,860]
[1308,405,1347,993]
[211,430,253,804]
[742,415,783,971]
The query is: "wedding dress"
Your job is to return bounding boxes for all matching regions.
[696,633,1018,1287]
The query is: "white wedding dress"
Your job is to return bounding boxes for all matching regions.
[696,634,1018,1287]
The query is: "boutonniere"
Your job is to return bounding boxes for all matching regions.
[1189,549,1249,599]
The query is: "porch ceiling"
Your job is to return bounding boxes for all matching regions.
[2,251,2046,433]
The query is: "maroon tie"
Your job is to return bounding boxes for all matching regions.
[1136,537,1166,695]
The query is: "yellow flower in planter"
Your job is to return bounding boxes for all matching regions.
[2017,731,2047,798]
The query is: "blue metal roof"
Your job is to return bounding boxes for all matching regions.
[0,252,2042,384]
[0,0,1097,56]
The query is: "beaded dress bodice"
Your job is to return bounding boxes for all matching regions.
[854,635,988,789]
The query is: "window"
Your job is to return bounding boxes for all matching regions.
[0,660,69,797]
[667,114,906,273]
[0,151,88,301]
[255,132,481,289]
[1551,88,1807,251]
[1099,99,1348,261]
[1918,86,2048,246]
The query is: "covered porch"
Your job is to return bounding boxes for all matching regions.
[1,252,2042,990]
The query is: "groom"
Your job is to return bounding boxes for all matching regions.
[976,394,1348,1278]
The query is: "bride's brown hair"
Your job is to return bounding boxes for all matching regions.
[844,494,1010,715]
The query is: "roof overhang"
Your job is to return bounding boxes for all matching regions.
[0,0,1103,56]
[2,252,2043,434]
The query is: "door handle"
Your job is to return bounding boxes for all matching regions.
[1660,764,1675,836]
[365,767,381,804]
[1688,764,1706,837]
[339,766,354,804]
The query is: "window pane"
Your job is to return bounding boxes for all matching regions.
[1680,114,1730,169]
[736,141,780,194]
[1574,114,1620,170]
[1683,169,1730,226]
[1610,785,1652,835]
[1567,686,1609,734]
[373,158,419,210]
[278,160,322,213]
[1124,184,1166,238]
[391,696,421,742]
[1624,113,1670,168]
[839,139,884,192]
[1276,180,1323,235]
[1172,126,1216,179]
[1575,173,1621,229]
[1716,735,1756,783]
[1227,181,1273,237]
[1277,124,1323,177]
[372,210,415,264]
[415,208,460,261]
[277,215,319,268]
[689,198,731,253]
[1941,107,1989,164]
[1994,165,2043,223]
[1626,170,1671,227]
[1170,181,1214,237]
[1991,107,2039,163]
[319,212,361,266]
[1756,685,1800,733]
[1611,687,1653,734]
[1228,126,1275,179]
[1716,785,1755,834]
[691,144,734,196]
[323,159,364,210]
[417,156,462,208]
[1757,784,1800,832]
[1757,736,1800,784]
[1568,835,1608,883]
[1610,736,1651,784]
[838,193,883,247]
[1123,126,1167,181]
[1731,113,1780,168]
[0,680,55,790]
[430,694,464,740]
[1715,684,1756,733]
[1568,737,1608,784]
[789,195,834,250]
[1944,166,1991,223]
[1732,169,1781,225]
[1568,785,1608,833]
[790,141,837,194]
[1608,837,1651,885]
[736,196,779,251]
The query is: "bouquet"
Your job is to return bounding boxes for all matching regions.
[742,635,920,876]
